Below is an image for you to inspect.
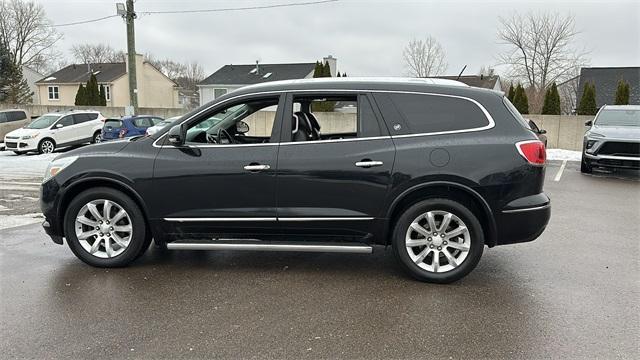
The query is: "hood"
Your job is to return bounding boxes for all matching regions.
[589,125,640,140]
[4,127,43,138]
[58,138,131,159]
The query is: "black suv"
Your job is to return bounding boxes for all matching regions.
[41,78,550,283]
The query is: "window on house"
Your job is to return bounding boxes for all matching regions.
[48,86,59,100]
[103,85,111,101]
[214,88,227,99]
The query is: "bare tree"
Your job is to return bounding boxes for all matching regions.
[0,0,62,73]
[403,36,447,77]
[498,11,589,111]
[71,43,126,64]
[145,54,205,90]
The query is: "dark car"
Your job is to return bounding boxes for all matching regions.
[40,78,550,283]
[101,115,163,141]
[528,119,547,147]
[581,105,640,173]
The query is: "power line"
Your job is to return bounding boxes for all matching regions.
[51,15,120,27]
[49,0,338,27]
[140,0,338,15]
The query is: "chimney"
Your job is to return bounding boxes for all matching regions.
[255,60,260,75]
[323,55,337,77]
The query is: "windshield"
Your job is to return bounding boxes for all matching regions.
[595,109,640,127]
[25,115,60,129]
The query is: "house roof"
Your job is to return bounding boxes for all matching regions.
[577,67,640,107]
[36,63,126,84]
[432,75,500,89]
[199,62,315,86]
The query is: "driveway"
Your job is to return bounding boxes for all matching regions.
[0,161,639,359]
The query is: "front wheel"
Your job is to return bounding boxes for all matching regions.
[92,131,102,144]
[64,187,147,267]
[392,198,484,283]
[580,155,592,173]
[38,139,55,154]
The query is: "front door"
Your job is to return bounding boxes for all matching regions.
[150,94,284,239]
[275,92,395,239]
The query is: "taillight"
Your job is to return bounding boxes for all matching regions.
[516,140,546,165]
[119,129,128,138]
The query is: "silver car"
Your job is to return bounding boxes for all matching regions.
[0,109,30,149]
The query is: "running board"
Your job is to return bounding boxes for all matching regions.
[166,242,373,254]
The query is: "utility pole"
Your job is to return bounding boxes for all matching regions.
[118,0,138,115]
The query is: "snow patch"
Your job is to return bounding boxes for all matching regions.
[0,151,56,177]
[547,149,582,162]
[0,213,43,230]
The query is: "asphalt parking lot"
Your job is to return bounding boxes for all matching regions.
[1,161,639,359]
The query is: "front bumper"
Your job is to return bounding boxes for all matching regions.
[495,193,551,246]
[3,136,39,152]
[40,178,64,244]
[584,153,640,170]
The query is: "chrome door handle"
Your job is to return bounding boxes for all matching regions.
[243,164,271,171]
[355,160,384,168]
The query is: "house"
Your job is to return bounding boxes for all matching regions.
[576,67,640,108]
[433,75,502,91]
[21,66,43,104]
[198,55,337,104]
[35,54,180,108]
[178,89,199,110]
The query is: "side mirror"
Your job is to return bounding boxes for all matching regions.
[167,125,184,146]
[236,121,250,134]
[539,129,547,134]
[585,120,593,126]
[55,123,63,128]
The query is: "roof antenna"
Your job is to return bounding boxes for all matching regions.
[456,65,467,80]
[255,60,260,75]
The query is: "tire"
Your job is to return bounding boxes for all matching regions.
[92,131,102,144]
[38,138,55,154]
[64,187,147,267]
[13,151,25,155]
[580,155,592,173]
[392,198,484,284]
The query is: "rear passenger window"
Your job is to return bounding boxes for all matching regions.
[388,93,489,134]
[73,114,91,123]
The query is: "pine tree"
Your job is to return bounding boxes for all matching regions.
[342,72,347,77]
[322,61,332,77]
[578,82,597,115]
[98,85,107,106]
[542,82,561,115]
[337,72,341,77]
[614,79,630,105]
[3,62,32,104]
[313,61,323,78]
[85,73,100,106]
[75,84,86,105]
[507,83,515,102]
[0,43,12,103]
[513,84,529,114]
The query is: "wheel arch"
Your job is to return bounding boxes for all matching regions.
[38,137,56,147]
[57,177,152,240]
[385,181,497,247]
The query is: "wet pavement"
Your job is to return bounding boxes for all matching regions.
[1,162,639,359]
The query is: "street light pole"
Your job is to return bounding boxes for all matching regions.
[124,0,138,114]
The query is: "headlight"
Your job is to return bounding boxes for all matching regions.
[21,133,39,140]
[43,156,78,182]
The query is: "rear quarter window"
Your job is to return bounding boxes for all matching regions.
[388,93,490,134]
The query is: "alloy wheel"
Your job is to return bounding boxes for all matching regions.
[405,210,471,273]
[94,134,101,143]
[40,140,54,154]
[74,199,133,258]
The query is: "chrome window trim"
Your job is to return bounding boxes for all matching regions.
[153,89,495,148]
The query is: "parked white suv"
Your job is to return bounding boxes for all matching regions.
[4,110,105,154]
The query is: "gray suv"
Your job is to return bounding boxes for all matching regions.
[582,105,640,173]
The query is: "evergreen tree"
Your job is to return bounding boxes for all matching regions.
[98,85,107,106]
[342,72,347,77]
[614,79,630,105]
[75,84,87,105]
[322,61,331,77]
[513,84,529,114]
[507,83,515,102]
[85,73,100,106]
[337,72,341,77]
[578,82,597,115]
[3,62,32,104]
[0,43,12,103]
[542,82,561,115]
[313,61,323,78]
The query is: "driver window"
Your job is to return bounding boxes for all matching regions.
[185,97,279,145]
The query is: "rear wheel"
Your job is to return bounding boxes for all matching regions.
[13,151,25,155]
[92,131,102,144]
[64,187,147,267]
[392,198,484,283]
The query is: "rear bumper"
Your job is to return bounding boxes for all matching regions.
[495,193,551,246]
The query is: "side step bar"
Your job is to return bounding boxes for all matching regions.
[166,242,372,254]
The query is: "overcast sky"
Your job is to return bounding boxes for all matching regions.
[41,0,640,77]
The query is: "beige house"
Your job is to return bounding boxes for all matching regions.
[35,54,179,108]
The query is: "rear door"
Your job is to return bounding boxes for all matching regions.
[73,113,99,141]
[275,92,395,238]
[50,115,76,145]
